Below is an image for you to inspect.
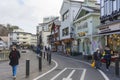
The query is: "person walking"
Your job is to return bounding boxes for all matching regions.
[93,48,102,69]
[36,45,41,57]
[104,45,112,71]
[9,45,20,79]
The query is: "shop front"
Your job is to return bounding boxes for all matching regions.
[99,22,120,58]
[62,38,73,55]
[106,34,120,54]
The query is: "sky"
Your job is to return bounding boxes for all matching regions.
[0,0,100,34]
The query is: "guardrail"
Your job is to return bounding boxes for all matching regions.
[0,50,10,61]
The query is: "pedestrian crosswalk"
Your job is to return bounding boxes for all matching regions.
[51,68,87,80]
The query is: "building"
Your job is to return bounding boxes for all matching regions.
[0,37,8,50]
[37,17,59,49]
[31,34,37,46]
[60,0,83,55]
[43,16,58,23]
[74,0,100,55]
[37,23,51,48]
[98,0,120,54]
[48,18,61,52]
[8,29,37,48]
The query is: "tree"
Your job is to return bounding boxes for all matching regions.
[6,24,19,32]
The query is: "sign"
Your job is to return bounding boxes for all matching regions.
[99,23,120,33]
[78,32,86,37]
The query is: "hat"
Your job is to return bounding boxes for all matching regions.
[96,48,99,51]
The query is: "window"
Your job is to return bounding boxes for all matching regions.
[104,0,107,15]
[62,27,69,36]
[101,0,104,16]
[17,37,19,39]
[106,0,109,15]
[77,25,82,30]
[113,0,117,11]
[78,10,89,19]
[62,10,69,21]
[109,0,113,14]
[77,22,88,30]
[82,22,88,28]
[116,0,120,11]
[23,34,26,36]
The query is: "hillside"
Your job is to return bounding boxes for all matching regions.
[0,25,9,36]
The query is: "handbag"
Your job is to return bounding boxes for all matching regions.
[91,61,95,68]
[101,58,106,63]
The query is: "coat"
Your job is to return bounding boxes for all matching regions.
[104,50,111,60]
[9,50,20,66]
[93,52,102,61]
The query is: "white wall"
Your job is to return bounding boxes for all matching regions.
[60,1,82,40]
[42,31,50,47]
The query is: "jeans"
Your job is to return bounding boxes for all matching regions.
[95,60,102,69]
[106,59,111,69]
[12,65,18,76]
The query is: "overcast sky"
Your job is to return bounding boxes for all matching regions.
[0,0,100,34]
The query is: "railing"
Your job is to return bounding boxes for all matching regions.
[0,50,10,61]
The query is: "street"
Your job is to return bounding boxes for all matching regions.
[35,53,106,80]
[0,50,55,80]
[1,50,119,80]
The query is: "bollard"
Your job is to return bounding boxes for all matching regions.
[47,52,48,61]
[40,51,42,57]
[26,60,30,77]
[44,52,45,59]
[48,52,51,65]
[39,56,42,71]
[115,59,119,76]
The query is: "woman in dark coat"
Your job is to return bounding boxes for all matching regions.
[93,48,102,69]
[9,45,20,79]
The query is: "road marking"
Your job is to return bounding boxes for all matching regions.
[33,59,58,80]
[80,69,86,80]
[61,55,110,80]
[67,67,85,70]
[50,68,67,80]
[98,69,110,80]
[63,70,76,80]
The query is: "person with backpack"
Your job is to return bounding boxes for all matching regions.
[93,48,102,69]
[9,45,20,79]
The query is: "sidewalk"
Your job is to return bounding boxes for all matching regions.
[0,50,55,80]
[55,52,120,80]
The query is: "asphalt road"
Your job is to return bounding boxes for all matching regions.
[36,54,106,80]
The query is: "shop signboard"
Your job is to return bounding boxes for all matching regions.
[98,23,120,34]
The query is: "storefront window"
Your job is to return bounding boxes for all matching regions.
[108,34,120,52]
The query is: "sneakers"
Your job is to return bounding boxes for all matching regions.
[13,76,16,79]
